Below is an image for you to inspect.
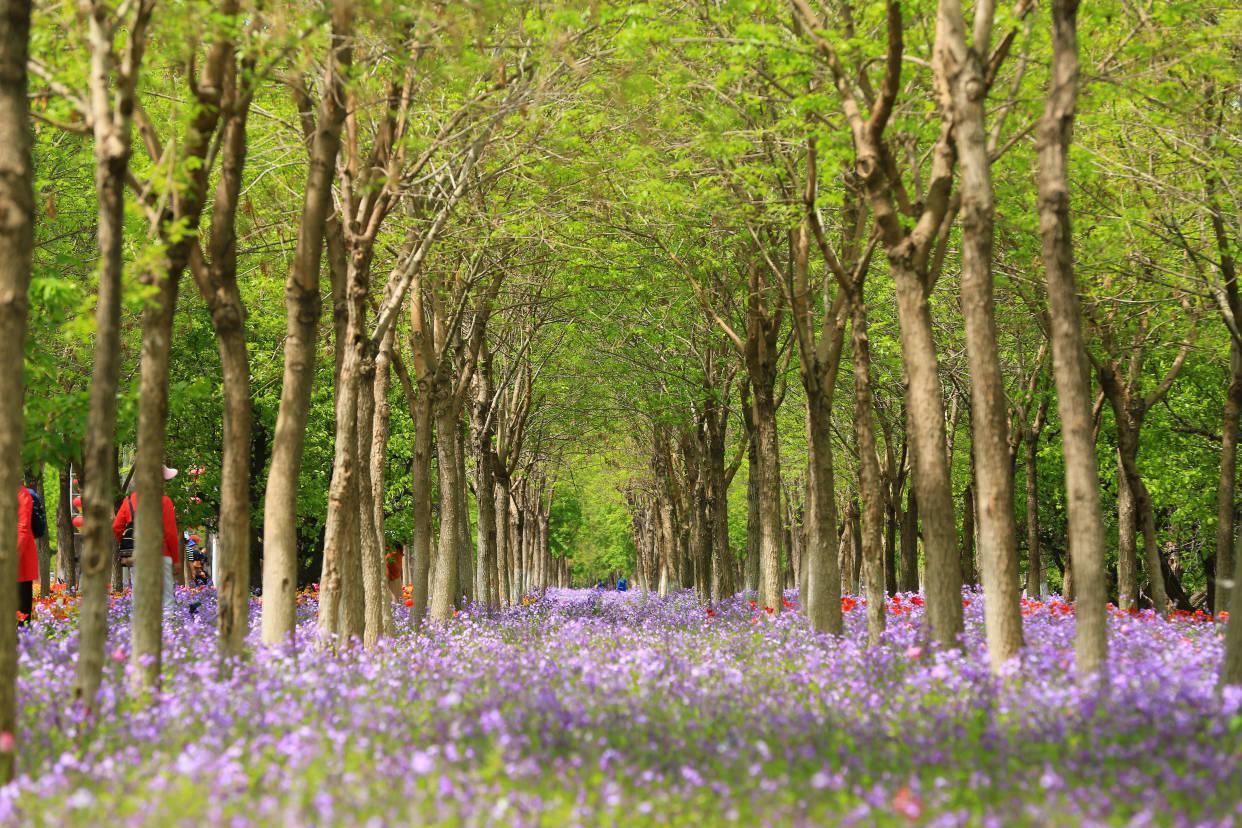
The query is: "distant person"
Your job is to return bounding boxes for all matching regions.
[112,466,180,610]
[385,544,404,601]
[15,483,45,625]
[616,577,628,592]
[186,536,210,587]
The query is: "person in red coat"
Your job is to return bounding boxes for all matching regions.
[113,466,180,610]
[16,486,40,625]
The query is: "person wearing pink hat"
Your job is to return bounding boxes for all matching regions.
[112,466,180,610]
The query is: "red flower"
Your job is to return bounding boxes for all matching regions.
[764,606,775,614]
[781,598,794,609]
[748,600,757,610]
[706,608,716,617]
[404,599,413,607]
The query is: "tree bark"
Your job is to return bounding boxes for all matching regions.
[960,482,976,586]
[745,434,760,593]
[899,487,919,592]
[355,347,388,646]
[261,1,353,645]
[370,325,396,635]
[75,0,154,710]
[0,0,32,780]
[1024,434,1043,598]
[891,261,964,645]
[1214,346,1241,614]
[197,70,256,667]
[934,0,1024,672]
[429,402,464,620]
[56,466,76,588]
[850,288,887,645]
[1037,0,1107,677]
[1116,451,1138,610]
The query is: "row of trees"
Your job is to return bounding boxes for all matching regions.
[1,0,1239,783]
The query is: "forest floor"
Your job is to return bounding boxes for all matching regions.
[2,585,1238,826]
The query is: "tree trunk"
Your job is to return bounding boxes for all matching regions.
[890,261,963,647]
[1214,345,1241,614]
[454,421,473,604]
[495,478,510,606]
[1037,0,1107,676]
[34,468,50,595]
[356,349,388,647]
[0,0,32,779]
[1222,529,1242,684]
[745,437,760,593]
[214,319,252,659]
[935,0,1024,673]
[850,292,886,645]
[429,402,463,621]
[1024,435,1043,598]
[56,466,76,588]
[883,499,898,597]
[752,383,784,611]
[76,1,153,708]
[960,482,976,586]
[409,389,434,621]
[1116,429,1169,613]
[371,326,395,635]
[899,487,919,592]
[130,264,181,692]
[1116,451,1138,610]
[261,4,352,645]
[317,335,362,643]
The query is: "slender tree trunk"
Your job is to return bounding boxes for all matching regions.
[455,421,473,604]
[1116,429,1169,613]
[1037,0,1107,676]
[203,92,255,666]
[34,468,50,595]
[850,292,886,645]
[0,0,32,779]
[429,402,463,620]
[890,261,963,646]
[805,394,844,631]
[935,0,1024,673]
[261,3,352,645]
[745,439,760,593]
[56,466,76,588]
[318,339,362,642]
[356,349,387,647]
[752,383,784,611]
[899,487,919,592]
[1116,451,1138,610]
[495,478,510,606]
[409,390,434,621]
[1222,528,1242,684]
[130,267,182,691]
[371,326,395,634]
[883,499,898,597]
[1214,346,1241,614]
[960,482,976,586]
[77,5,153,707]
[1024,435,1042,598]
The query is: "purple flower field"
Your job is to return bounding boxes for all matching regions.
[2,589,1239,826]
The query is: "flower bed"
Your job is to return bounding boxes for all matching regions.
[2,588,1238,826]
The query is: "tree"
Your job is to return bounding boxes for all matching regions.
[1036,0,1106,677]
[0,0,33,783]
[260,0,353,646]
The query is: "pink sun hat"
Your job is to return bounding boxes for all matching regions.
[163,466,179,481]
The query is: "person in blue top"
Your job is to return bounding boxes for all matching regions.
[616,577,628,592]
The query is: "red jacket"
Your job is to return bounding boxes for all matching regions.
[16,486,38,583]
[113,493,179,565]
